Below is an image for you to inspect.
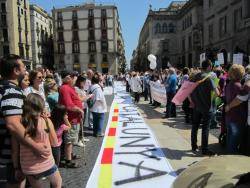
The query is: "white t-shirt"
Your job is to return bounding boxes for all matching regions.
[90,84,107,113]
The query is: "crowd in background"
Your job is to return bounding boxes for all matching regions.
[125,59,250,156]
[0,54,113,188]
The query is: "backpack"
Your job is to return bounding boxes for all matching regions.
[87,87,99,108]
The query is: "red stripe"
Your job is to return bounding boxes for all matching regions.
[114,109,119,113]
[108,128,116,136]
[101,148,113,164]
[112,116,118,121]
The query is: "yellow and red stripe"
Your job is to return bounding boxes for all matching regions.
[98,103,119,188]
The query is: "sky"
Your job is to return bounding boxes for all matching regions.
[30,0,172,63]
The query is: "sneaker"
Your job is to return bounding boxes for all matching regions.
[96,133,104,137]
[83,138,90,142]
[76,140,85,147]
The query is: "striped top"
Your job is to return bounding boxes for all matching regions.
[0,80,25,165]
[20,117,55,175]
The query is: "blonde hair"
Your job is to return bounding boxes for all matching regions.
[228,64,245,82]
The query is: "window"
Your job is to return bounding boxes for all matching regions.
[182,38,185,52]
[58,43,65,54]
[1,15,7,26]
[21,9,23,15]
[3,29,8,42]
[162,23,168,33]
[234,8,242,32]
[19,45,24,58]
[72,11,77,18]
[101,41,108,52]
[72,20,78,29]
[182,20,185,30]
[209,0,213,8]
[188,36,192,49]
[245,0,250,18]
[88,18,94,28]
[103,54,108,62]
[72,31,79,41]
[190,15,192,26]
[58,32,64,41]
[155,23,161,34]
[219,16,227,36]
[72,42,80,53]
[101,29,107,39]
[88,9,94,17]
[89,30,95,40]
[90,54,95,62]
[208,24,213,40]
[1,3,6,12]
[101,9,107,17]
[89,42,96,52]
[169,23,175,33]
[57,12,62,19]
[3,45,9,55]
[162,41,169,52]
[101,18,107,28]
[58,20,63,29]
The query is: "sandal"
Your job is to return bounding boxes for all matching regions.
[65,161,80,168]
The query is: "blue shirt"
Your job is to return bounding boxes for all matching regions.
[166,74,177,94]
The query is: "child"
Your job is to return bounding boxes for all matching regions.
[20,93,62,188]
[51,104,71,166]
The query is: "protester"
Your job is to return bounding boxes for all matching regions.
[89,72,107,137]
[44,78,59,113]
[51,104,71,166]
[20,93,61,188]
[59,70,83,168]
[18,72,30,93]
[130,72,142,103]
[190,60,219,155]
[0,55,50,188]
[225,64,247,153]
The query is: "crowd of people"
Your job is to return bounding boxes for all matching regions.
[0,54,112,187]
[125,59,250,156]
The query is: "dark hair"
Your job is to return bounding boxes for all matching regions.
[0,54,21,78]
[29,70,42,86]
[18,75,25,88]
[22,93,45,138]
[183,67,189,75]
[91,72,102,84]
[201,59,212,70]
[75,76,86,88]
[51,104,67,130]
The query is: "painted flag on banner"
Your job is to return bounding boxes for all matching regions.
[172,81,198,105]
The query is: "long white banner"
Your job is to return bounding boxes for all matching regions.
[149,81,167,105]
[86,82,176,188]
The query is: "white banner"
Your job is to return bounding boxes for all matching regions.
[233,53,243,65]
[86,82,176,188]
[149,81,167,105]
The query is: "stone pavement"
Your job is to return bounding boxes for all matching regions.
[137,99,226,175]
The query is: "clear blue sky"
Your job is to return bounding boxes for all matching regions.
[30,0,172,63]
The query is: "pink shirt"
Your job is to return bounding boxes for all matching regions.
[20,118,55,175]
[56,124,68,147]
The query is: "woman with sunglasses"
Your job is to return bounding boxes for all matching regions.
[44,78,59,113]
[26,70,51,117]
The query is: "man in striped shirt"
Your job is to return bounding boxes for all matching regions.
[0,55,50,187]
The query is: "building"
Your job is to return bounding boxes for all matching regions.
[177,0,203,68]
[52,3,125,74]
[0,0,32,68]
[30,4,54,69]
[133,1,186,71]
[134,0,250,70]
[203,0,250,65]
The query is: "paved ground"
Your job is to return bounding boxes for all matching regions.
[137,99,226,174]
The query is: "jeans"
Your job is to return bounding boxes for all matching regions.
[227,121,243,154]
[166,92,176,117]
[191,109,212,151]
[144,86,149,101]
[92,112,105,136]
[134,92,140,103]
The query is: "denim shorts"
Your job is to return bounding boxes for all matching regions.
[29,164,58,180]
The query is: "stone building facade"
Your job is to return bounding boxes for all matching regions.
[0,0,32,68]
[52,3,125,74]
[133,0,250,70]
[30,4,54,69]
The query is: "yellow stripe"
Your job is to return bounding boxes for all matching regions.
[105,136,116,148]
[98,164,112,188]
[110,122,118,128]
[113,112,119,116]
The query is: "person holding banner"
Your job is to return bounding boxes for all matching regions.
[163,68,177,118]
[190,60,219,155]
